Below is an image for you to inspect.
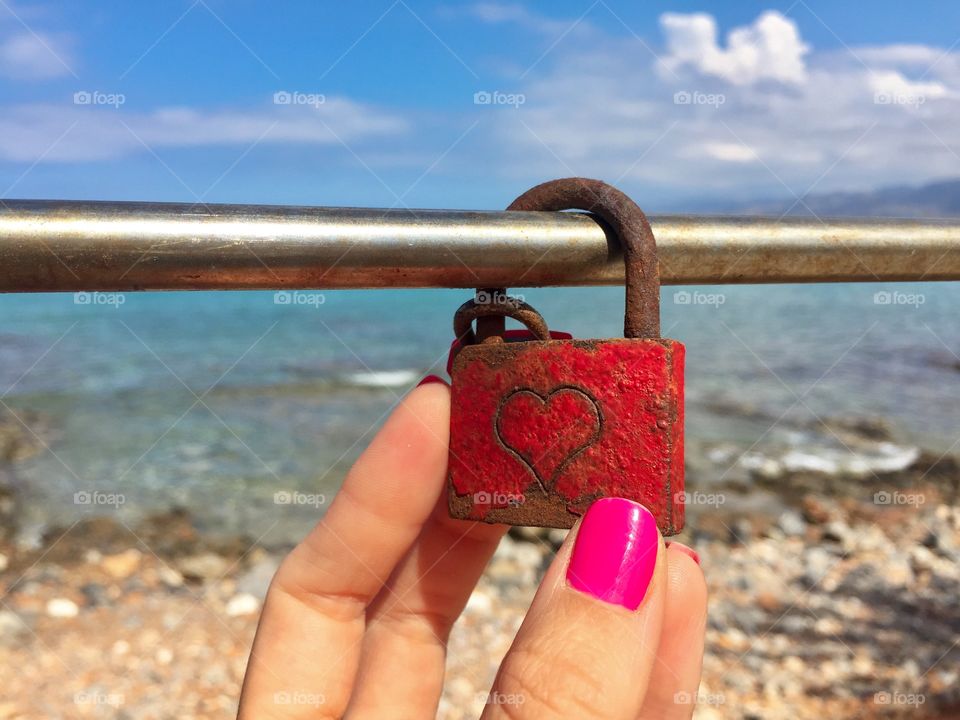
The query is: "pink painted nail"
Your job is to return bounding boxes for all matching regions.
[667,541,701,565]
[566,498,659,611]
[417,374,447,387]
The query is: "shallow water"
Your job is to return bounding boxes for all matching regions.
[1,282,957,543]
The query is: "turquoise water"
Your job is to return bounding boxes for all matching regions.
[1,283,957,543]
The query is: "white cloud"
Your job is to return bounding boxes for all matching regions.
[868,70,949,102]
[460,3,571,35]
[0,98,407,163]
[698,142,758,164]
[0,30,74,79]
[473,9,960,200]
[659,11,809,86]
[857,44,943,66]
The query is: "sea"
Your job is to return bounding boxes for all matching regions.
[1,282,957,545]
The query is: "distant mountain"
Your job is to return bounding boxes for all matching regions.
[732,178,960,218]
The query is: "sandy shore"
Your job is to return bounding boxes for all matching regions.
[1,438,959,718]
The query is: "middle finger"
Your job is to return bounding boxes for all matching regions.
[346,501,506,718]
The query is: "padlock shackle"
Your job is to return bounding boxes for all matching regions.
[453,296,551,347]
[507,178,660,339]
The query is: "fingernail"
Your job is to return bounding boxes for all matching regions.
[417,374,447,387]
[666,541,700,565]
[567,498,659,611]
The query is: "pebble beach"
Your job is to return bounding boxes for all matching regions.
[1,414,958,719]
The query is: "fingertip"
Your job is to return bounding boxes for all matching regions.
[345,374,451,505]
[666,540,700,566]
[666,541,708,609]
[392,375,451,436]
[406,376,451,423]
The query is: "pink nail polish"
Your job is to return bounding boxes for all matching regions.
[417,374,447,387]
[667,541,701,565]
[567,498,659,611]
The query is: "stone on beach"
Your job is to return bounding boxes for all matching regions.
[45,598,79,618]
[225,593,260,617]
[176,552,230,581]
[100,549,142,579]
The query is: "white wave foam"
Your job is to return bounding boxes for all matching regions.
[738,442,919,478]
[343,369,419,388]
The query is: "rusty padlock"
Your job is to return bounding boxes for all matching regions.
[446,178,684,535]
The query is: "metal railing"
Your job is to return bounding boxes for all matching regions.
[1,199,958,291]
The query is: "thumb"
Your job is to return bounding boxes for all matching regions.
[481,498,666,720]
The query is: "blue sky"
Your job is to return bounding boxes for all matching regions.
[2,0,960,210]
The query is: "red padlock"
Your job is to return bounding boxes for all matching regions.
[446,178,684,535]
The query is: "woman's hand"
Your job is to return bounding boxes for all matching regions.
[238,380,707,719]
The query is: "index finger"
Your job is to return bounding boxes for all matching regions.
[239,383,450,719]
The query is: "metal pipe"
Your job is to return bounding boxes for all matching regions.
[0,199,957,291]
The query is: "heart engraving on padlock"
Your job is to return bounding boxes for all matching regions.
[495,387,603,495]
